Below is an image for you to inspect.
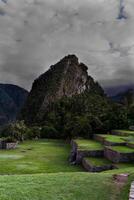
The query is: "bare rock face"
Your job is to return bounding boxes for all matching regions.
[20,55,104,124]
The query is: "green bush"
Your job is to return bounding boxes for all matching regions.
[1,121,28,141]
[26,126,41,139]
[43,93,131,139]
[40,126,58,139]
[1,136,17,143]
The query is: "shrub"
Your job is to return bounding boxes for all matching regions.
[40,126,58,139]
[43,93,131,139]
[1,136,17,143]
[1,121,28,141]
[26,126,41,139]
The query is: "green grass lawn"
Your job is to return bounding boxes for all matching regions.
[100,134,127,143]
[111,146,134,153]
[0,139,133,200]
[113,130,134,136]
[128,142,134,145]
[75,139,103,151]
[0,172,129,200]
[0,140,82,174]
[85,157,112,166]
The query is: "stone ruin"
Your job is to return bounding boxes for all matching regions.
[0,139,18,150]
[69,134,134,173]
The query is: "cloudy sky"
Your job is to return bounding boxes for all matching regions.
[0,0,134,90]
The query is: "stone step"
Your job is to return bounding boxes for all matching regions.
[129,182,134,200]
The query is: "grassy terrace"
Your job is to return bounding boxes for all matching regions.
[128,141,134,145]
[111,146,134,153]
[0,138,133,199]
[100,134,127,143]
[75,139,103,151]
[85,157,112,166]
[0,140,82,175]
[115,163,134,169]
[113,130,134,136]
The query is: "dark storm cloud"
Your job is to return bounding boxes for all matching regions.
[0,0,134,90]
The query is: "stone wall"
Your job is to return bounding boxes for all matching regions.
[129,126,134,131]
[103,140,126,146]
[82,158,116,172]
[6,142,18,150]
[0,141,3,149]
[0,141,18,150]
[94,134,126,146]
[104,147,134,163]
[76,149,104,164]
[129,181,134,200]
[110,130,123,136]
[127,143,134,148]
[69,140,103,164]
[93,135,105,143]
[69,140,78,163]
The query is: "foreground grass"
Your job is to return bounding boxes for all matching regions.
[0,172,126,200]
[85,157,112,166]
[0,140,82,174]
[0,139,133,200]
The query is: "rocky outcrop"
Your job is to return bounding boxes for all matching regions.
[20,55,104,124]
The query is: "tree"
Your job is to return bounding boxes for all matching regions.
[1,121,28,141]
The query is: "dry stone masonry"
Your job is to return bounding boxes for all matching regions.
[104,147,134,163]
[0,139,18,150]
[129,181,134,200]
[70,129,134,172]
[69,140,103,164]
[82,158,115,172]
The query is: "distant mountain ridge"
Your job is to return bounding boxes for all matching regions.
[0,84,28,125]
[111,89,134,106]
[104,84,134,96]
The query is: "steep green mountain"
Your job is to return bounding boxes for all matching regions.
[20,55,128,138]
[0,84,28,125]
[20,55,104,124]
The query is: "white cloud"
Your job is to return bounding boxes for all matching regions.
[0,0,133,90]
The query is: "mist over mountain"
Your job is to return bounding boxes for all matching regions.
[104,84,134,96]
[110,89,134,106]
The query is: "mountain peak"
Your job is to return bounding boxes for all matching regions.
[20,55,104,124]
[62,54,79,63]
